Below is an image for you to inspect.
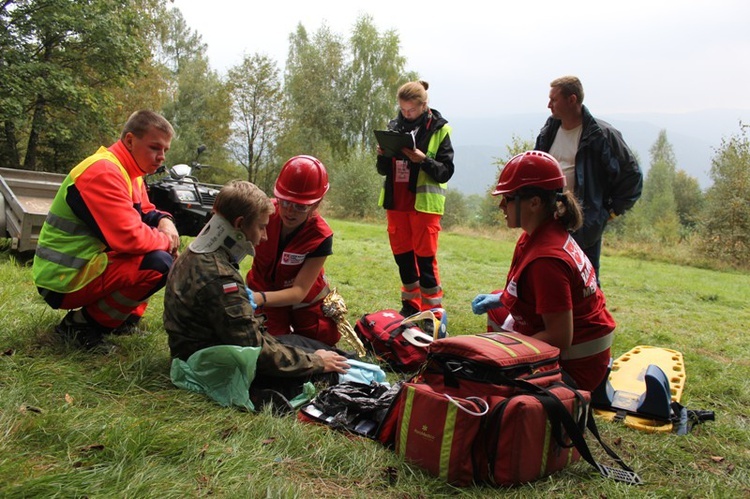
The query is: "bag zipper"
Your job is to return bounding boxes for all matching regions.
[428,354,560,383]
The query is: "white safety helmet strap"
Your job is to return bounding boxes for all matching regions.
[401,327,434,348]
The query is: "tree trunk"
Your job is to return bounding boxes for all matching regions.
[24,95,47,171]
[247,140,255,183]
[2,121,22,169]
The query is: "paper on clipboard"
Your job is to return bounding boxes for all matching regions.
[374,129,416,157]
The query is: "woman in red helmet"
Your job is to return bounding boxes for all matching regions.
[471,151,615,391]
[246,155,340,346]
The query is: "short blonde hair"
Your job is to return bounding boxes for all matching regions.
[397,80,429,105]
[213,180,273,227]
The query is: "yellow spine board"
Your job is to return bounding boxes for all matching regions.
[594,345,685,433]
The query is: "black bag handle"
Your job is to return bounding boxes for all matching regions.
[385,323,407,346]
[514,379,642,485]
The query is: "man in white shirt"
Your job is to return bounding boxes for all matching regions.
[535,76,643,282]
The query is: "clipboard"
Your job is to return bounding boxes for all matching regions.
[374,130,416,158]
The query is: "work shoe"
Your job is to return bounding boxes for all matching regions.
[55,311,107,350]
[399,302,419,318]
[250,388,294,416]
[111,314,142,336]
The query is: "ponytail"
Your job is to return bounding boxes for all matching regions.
[518,187,583,232]
[554,191,583,232]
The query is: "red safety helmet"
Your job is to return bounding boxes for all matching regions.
[492,151,566,196]
[274,155,330,204]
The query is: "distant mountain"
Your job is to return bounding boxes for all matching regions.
[446,109,750,196]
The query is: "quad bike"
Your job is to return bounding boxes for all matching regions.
[146,145,221,237]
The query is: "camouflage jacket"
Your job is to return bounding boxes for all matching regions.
[163,246,325,377]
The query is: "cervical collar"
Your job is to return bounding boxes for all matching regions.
[189,214,255,262]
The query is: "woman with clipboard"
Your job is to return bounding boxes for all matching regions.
[375,80,455,317]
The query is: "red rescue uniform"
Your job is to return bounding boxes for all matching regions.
[246,200,339,345]
[489,219,615,390]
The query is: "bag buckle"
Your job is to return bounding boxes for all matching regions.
[596,463,643,485]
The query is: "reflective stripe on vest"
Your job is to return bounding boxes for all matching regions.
[33,147,132,293]
[414,124,451,215]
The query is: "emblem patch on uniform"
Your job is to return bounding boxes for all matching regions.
[395,160,410,182]
[223,282,239,294]
[506,279,518,297]
[281,252,306,265]
[562,235,585,270]
[562,234,597,290]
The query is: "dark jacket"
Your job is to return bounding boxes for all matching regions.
[376,108,454,210]
[535,105,642,248]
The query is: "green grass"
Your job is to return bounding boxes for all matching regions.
[1,218,749,498]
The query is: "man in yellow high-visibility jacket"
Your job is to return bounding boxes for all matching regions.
[33,110,180,349]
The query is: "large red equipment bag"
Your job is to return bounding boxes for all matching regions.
[421,332,562,396]
[478,382,589,485]
[394,332,642,487]
[395,382,489,485]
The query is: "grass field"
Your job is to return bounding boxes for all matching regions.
[1,218,749,498]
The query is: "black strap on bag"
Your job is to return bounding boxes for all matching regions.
[515,379,642,485]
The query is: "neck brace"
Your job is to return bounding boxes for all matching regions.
[188,214,255,262]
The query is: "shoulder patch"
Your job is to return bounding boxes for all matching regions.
[223,282,240,294]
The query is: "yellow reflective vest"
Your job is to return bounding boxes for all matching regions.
[33,148,133,293]
[379,124,452,215]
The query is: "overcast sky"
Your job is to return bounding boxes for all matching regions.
[173,0,750,120]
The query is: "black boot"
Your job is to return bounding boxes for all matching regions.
[399,301,419,318]
[249,388,294,416]
[111,314,142,335]
[55,310,107,350]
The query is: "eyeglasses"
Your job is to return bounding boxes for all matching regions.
[280,199,313,212]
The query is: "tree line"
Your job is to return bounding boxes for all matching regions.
[2,1,748,268]
[1,1,409,195]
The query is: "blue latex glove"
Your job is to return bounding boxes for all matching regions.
[471,293,503,315]
[246,287,257,310]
